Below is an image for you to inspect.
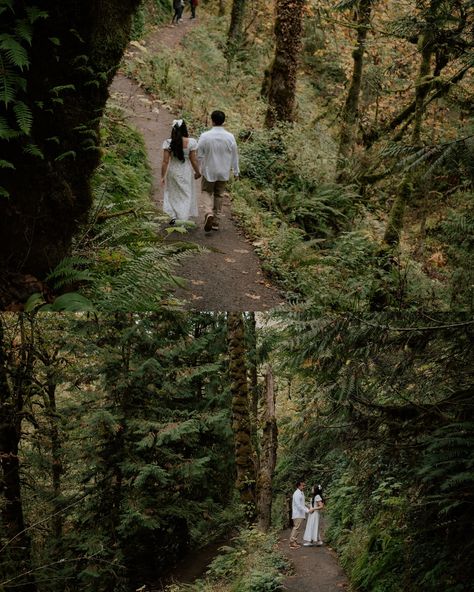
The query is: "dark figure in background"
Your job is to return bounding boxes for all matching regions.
[189,0,198,18]
[172,0,184,24]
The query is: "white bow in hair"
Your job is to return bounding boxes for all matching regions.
[172,119,183,128]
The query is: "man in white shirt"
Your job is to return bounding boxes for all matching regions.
[197,110,240,232]
[290,480,309,549]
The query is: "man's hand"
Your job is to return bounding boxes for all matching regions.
[194,172,201,179]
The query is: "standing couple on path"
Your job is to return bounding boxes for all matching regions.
[161,110,240,233]
[290,480,325,549]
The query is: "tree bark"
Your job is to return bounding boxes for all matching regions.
[0,316,37,592]
[256,366,278,532]
[227,312,256,522]
[264,0,306,128]
[0,0,140,289]
[337,0,373,170]
[383,178,412,246]
[412,32,434,145]
[227,0,246,46]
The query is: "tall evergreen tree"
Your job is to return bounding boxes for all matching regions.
[264,0,306,128]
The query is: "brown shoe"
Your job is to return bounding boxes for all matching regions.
[211,222,219,231]
[289,543,301,549]
[204,213,214,232]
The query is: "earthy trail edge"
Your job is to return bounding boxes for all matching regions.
[279,527,350,592]
[109,17,283,311]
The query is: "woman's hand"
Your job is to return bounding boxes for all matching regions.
[194,172,201,179]
[161,177,166,185]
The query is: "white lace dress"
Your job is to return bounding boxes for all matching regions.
[162,137,198,221]
[303,495,323,543]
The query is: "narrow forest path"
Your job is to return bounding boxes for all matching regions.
[109,16,283,311]
[279,528,350,592]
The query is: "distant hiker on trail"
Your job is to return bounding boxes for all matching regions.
[197,110,239,233]
[161,119,201,225]
[290,480,310,549]
[189,0,198,19]
[303,484,324,547]
[172,0,184,24]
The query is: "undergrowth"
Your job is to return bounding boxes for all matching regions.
[166,528,288,592]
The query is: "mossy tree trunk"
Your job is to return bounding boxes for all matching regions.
[227,0,246,47]
[264,0,306,128]
[0,0,140,294]
[337,0,373,171]
[256,366,278,532]
[246,312,260,466]
[383,177,412,246]
[0,316,37,592]
[227,312,256,522]
[412,32,435,145]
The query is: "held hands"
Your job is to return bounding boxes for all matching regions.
[194,172,201,179]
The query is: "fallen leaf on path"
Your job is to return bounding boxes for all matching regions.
[241,271,249,275]
[252,240,265,247]
[233,249,249,254]
[191,294,203,300]
[245,293,261,300]
[191,280,205,285]
[224,258,236,263]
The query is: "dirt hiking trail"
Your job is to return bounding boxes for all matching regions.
[280,527,350,592]
[110,16,283,311]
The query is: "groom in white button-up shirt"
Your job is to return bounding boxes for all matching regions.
[197,110,240,232]
[290,480,309,548]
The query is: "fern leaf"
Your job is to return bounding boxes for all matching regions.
[14,19,33,45]
[0,159,14,169]
[13,100,32,134]
[0,33,29,69]
[23,143,44,159]
[25,6,48,23]
[0,186,9,197]
[55,150,76,162]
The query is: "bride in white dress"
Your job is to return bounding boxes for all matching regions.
[161,119,201,223]
[303,485,324,546]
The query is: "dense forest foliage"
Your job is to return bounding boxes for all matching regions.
[1,312,472,591]
[1,2,473,592]
[0,0,472,309]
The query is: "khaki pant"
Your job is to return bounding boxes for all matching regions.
[201,178,227,223]
[290,517,304,544]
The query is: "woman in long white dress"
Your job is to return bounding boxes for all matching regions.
[161,119,201,224]
[303,485,324,546]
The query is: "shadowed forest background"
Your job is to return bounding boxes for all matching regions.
[0,0,472,310]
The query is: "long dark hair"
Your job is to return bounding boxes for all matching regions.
[169,121,189,162]
[312,485,323,507]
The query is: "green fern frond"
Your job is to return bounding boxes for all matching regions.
[0,115,20,140]
[14,19,33,45]
[46,256,95,290]
[0,186,9,197]
[25,6,48,24]
[13,99,32,134]
[23,143,44,158]
[0,33,29,69]
[0,159,14,168]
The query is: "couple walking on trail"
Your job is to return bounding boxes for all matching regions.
[172,0,198,24]
[161,110,240,233]
[290,480,325,549]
